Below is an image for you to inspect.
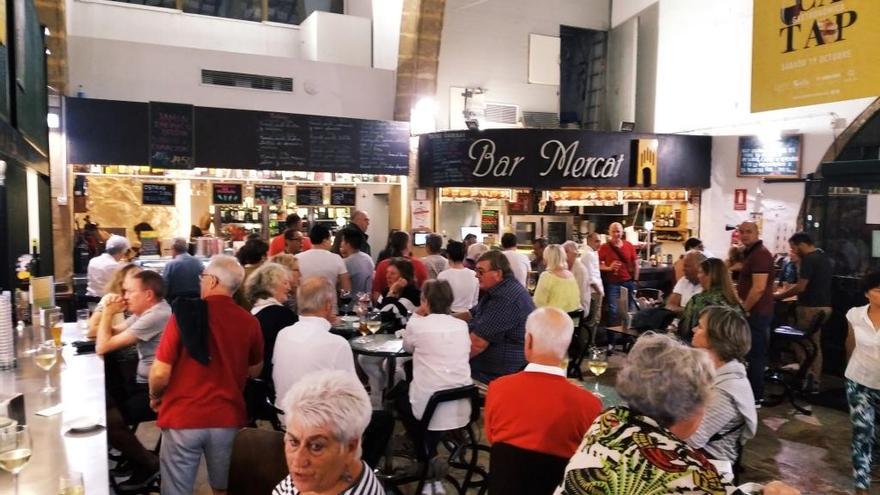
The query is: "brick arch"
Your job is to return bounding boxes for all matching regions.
[394,0,446,121]
[821,97,880,163]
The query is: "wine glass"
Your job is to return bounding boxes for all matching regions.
[59,471,85,495]
[586,347,608,398]
[0,424,33,495]
[365,311,382,334]
[34,342,58,393]
[526,271,538,293]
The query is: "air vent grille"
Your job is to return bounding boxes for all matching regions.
[523,111,560,129]
[484,103,518,124]
[201,69,293,92]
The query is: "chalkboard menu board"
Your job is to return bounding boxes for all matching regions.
[481,210,499,234]
[142,183,175,206]
[213,183,243,205]
[254,184,283,205]
[296,186,324,206]
[149,102,194,169]
[330,187,356,206]
[737,134,801,178]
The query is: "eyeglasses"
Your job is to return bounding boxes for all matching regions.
[199,273,219,283]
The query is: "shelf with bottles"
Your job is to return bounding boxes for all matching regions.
[651,203,686,230]
[218,206,264,224]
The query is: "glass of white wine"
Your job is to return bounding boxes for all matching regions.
[0,424,32,495]
[365,311,382,334]
[34,342,58,393]
[587,347,608,398]
[59,471,85,495]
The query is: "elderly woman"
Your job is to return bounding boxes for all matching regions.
[88,263,143,338]
[558,333,800,495]
[464,242,489,271]
[272,370,384,495]
[688,305,757,463]
[234,237,269,309]
[398,280,472,490]
[532,244,580,313]
[270,253,302,312]
[845,271,880,495]
[679,257,743,340]
[246,262,297,384]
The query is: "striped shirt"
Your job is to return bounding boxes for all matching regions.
[272,461,384,495]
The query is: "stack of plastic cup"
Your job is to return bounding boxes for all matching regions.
[0,291,15,370]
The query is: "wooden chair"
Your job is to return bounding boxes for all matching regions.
[226,428,289,495]
[488,442,569,495]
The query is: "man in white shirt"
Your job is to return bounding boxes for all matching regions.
[87,235,130,297]
[667,250,706,313]
[295,224,352,295]
[581,233,604,331]
[500,233,531,287]
[272,277,355,406]
[562,241,591,311]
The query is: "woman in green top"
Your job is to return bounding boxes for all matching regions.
[533,244,581,313]
[679,257,743,339]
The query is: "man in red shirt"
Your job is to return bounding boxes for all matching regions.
[268,213,312,256]
[149,255,264,495]
[598,222,639,326]
[485,307,602,460]
[736,221,775,404]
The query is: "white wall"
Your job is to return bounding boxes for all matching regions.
[610,0,656,28]
[300,11,372,67]
[435,0,610,130]
[68,36,396,120]
[354,183,393,261]
[371,0,404,71]
[650,0,875,256]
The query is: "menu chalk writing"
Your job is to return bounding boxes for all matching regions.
[481,210,499,234]
[359,120,410,173]
[330,187,356,206]
[738,134,801,178]
[258,112,308,170]
[296,186,324,206]
[149,102,194,169]
[213,183,243,205]
[254,184,283,205]
[142,183,175,206]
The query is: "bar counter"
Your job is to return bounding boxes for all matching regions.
[0,322,109,494]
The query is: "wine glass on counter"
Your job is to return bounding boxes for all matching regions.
[365,311,382,334]
[34,342,58,393]
[0,425,33,495]
[59,471,85,495]
[587,347,608,398]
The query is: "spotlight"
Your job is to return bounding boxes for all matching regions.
[465,119,480,131]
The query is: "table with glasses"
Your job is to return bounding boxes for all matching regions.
[0,322,108,494]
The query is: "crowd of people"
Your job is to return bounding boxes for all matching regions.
[84,212,880,494]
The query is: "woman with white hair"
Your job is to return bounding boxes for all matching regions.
[273,370,384,495]
[532,244,580,313]
[557,333,800,495]
[464,242,489,271]
[245,262,297,384]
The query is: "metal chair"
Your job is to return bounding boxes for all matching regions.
[565,309,587,380]
[763,310,826,415]
[244,377,285,431]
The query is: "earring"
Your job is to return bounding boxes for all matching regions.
[341,470,354,484]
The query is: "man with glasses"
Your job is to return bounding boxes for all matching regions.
[458,250,535,384]
[149,255,264,495]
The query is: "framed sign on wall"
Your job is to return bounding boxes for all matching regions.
[737,134,802,178]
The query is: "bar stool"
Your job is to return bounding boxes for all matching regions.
[763,310,826,415]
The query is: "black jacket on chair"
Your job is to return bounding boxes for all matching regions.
[489,442,569,495]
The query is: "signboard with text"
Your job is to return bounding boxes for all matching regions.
[737,135,802,178]
[752,0,880,112]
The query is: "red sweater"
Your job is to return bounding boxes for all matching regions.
[485,370,603,459]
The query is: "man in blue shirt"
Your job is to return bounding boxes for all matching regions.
[461,250,536,384]
[163,237,204,301]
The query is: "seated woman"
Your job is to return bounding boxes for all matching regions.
[273,370,384,495]
[557,333,799,495]
[532,244,580,313]
[679,257,743,340]
[269,253,302,313]
[688,305,757,463]
[377,257,422,331]
[88,263,142,339]
[246,262,298,385]
[398,280,472,490]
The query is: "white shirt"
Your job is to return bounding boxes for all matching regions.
[569,256,592,311]
[672,277,703,307]
[581,245,604,296]
[845,305,880,390]
[272,316,356,406]
[86,253,122,297]
[437,267,480,312]
[295,249,347,291]
[402,313,473,431]
[503,250,531,287]
[523,362,567,377]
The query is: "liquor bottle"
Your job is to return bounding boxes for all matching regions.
[30,239,40,277]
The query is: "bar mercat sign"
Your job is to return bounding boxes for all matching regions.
[417,129,711,190]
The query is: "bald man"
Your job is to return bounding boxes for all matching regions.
[736,221,775,405]
[598,222,639,326]
[332,210,371,256]
[666,250,707,313]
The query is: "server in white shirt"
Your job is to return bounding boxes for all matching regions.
[86,235,130,297]
[399,280,471,492]
[272,277,355,408]
[562,241,591,311]
[581,233,604,330]
[437,241,480,312]
[501,233,531,287]
[667,250,706,313]
[295,224,351,295]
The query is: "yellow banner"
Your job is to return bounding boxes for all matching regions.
[752,0,880,112]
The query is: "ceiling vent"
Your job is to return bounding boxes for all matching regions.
[523,111,560,129]
[201,69,293,93]
[484,103,519,125]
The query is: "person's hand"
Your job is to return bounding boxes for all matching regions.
[104,295,126,315]
[762,481,800,495]
[389,278,407,296]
